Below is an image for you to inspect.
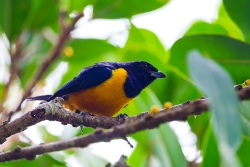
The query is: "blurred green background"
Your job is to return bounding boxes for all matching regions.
[0,0,250,166]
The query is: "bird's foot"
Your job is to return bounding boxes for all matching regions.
[116,113,129,124]
[76,110,96,134]
[76,110,95,117]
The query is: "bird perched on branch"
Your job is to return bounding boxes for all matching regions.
[27,61,166,116]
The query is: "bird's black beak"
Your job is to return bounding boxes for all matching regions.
[150,71,166,78]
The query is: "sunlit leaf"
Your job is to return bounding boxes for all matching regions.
[223,0,250,42]
[122,24,167,64]
[93,0,169,19]
[215,4,244,41]
[185,21,229,36]
[62,0,94,13]
[188,51,241,165]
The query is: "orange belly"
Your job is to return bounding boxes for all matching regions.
[63,68,134,116]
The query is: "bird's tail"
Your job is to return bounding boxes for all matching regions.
[26,95,52,102]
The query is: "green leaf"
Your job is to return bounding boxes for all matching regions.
[170,35,250,83]
[184,21,229,36]
[93,0,169,19]
[25,0,59,30]
[188,51,241,165]
[128,142,148,167]
[62,0,94,13]
[223,0,250,42]
[146,126,174,167]
[122,24,167,63]
[215,4,244,41]
[200,125,220,167]
[188,112,211,149]
[237,136,250,167]
[0,0,31,42]
[240,101,250,138]
[126,89,187,167]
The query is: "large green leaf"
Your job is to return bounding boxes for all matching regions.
[188,51,241,165]
[93,0,169,19]
[170,35,250,83]
[223,0,250,42]
[184,21,229,37]
[215,4,244,41]
[122,24,167,64]
[0,0,31,42]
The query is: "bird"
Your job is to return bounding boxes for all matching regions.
[27,61,166,117]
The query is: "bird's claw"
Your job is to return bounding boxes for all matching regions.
[76,110,96,134]
[116,113,128,124]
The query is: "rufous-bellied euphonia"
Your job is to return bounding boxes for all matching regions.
[27,61,166,116]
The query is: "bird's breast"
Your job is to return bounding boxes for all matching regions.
[63,68,134,116]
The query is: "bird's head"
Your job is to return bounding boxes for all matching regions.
[121,61,166,97]
[130,61,165,79]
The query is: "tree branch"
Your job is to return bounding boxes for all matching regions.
[12,12,84,115]
[0,86,249,162]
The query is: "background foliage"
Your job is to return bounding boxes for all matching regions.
[0,0,250,166]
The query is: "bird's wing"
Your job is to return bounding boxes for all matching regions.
[52,65,113,97]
